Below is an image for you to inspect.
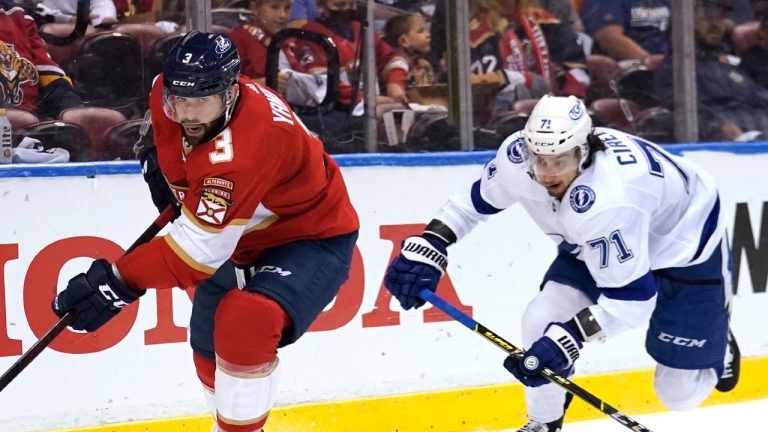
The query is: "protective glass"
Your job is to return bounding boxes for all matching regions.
[162,88,230,124]
[528,148,581,178]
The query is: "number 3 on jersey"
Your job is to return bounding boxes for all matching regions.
[587,230,634,268]
[209,129,234,164]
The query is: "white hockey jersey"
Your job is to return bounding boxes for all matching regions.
[435,127,725,337]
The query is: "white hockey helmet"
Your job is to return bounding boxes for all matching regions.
[524,95,592,168]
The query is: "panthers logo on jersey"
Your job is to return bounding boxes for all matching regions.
[0,40,38,106]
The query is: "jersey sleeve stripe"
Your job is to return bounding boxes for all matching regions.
[164,235,217,275]
[471,179,503,215]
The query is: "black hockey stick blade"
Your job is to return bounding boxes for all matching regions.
[0,203,180,393]
[419,288,654,432]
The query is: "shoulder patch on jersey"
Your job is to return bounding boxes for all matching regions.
[196,191,232,225]
[569,185,596,213]
[506,137,527,164]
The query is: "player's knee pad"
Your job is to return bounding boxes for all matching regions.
[654,365,717,411]
[214,289,290,365]
[521,281,592,347]
[193,352,216,417]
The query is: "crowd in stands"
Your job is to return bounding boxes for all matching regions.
[1,0,768,161]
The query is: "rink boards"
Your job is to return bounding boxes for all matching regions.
[1,143,767,432]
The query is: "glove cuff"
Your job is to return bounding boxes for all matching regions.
[401,236,448,275]
[544,322,582,368]
[93,259,144,304]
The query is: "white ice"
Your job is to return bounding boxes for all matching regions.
[501,398,768,431]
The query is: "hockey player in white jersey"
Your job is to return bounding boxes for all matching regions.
[384,95,740,431]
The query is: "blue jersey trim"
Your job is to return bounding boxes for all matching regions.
[0,141,766,178]
[601,271,657,301]
[470,179,503,215]
[691,195,720,262]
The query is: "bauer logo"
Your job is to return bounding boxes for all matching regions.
[507,138,526,164]
[569,185,596,213]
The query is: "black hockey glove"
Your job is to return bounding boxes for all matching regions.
[384,235,448,310]
[138,145,175,213]
[52,259,144,332]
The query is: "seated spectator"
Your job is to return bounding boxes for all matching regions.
[654,0,768,141]
[742,4,768,90]
[536,0,585,32]
[382,11,435,87]
[37,0,118,26]
[287,0,318,28]
[0,3,83,119]
[230,0,292,81]
[466,0,590,121]
[581,0,671,61]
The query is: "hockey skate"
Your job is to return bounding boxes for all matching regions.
[517,392,572,432]
[516,416,564,432]
[716,329,740,392]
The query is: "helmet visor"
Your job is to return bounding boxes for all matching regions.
[528,148,581,178]
[162,88,230,124]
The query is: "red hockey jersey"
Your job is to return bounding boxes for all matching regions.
[116,76,360,291]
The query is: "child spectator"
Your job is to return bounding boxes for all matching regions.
[0,4,83,119]
[382,12,435,87]
[230,0,292,81]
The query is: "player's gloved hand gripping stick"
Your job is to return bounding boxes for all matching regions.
[0,203,180,393]
[419,289,655,432]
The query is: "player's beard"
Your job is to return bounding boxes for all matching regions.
[181,116,226,146]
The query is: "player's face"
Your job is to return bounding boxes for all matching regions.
[530,148,581,199]
[255,0,291,34]
[163,84,239,144]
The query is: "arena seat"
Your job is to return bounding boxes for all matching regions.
[68,32,145,117]
[145,32,184,89]
[6,109,40,131]
[18,120,91,161]
[39,23,100,66]
[103,118,153,160]
[585,54,621,102]
[60,107,127,160]
[113,23,167,58]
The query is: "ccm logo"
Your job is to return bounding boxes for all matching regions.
[172,80,195,87]
[658,332,707,347]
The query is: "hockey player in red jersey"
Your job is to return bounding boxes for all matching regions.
[52,31,360,432]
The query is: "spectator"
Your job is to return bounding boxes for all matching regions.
[287,0,409,151]
[37,0,118,27]
[0,3,83,119]
[467,0,590,118]
[741,4,768,90]
[382,11,435,87]
[537,0,585,32]
[654,0,768,141]
[230,0,292,81]
[287,0,318,28]
[581,0,671,61]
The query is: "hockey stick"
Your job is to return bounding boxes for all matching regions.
[419,289,654,432]
[0,203,180,393]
